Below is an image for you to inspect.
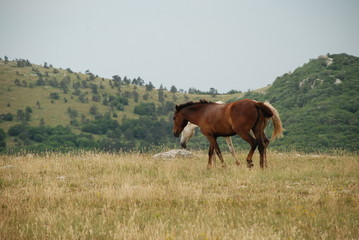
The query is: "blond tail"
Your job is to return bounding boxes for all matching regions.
[264,101,283,141]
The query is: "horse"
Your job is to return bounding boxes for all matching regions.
[180,101,240,164]
[172,99,283,168]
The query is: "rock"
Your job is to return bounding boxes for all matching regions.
[318,55,333,66]
[0,165,15,169]
[153,149,193,159]
[334,79,342,85]
[56,176,66,181]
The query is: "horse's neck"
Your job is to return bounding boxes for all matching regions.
[182,105,206,126]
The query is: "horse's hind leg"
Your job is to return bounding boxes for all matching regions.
[253,123,268,169]
[263,134,269,167]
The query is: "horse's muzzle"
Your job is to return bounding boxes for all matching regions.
[173,132,180,138]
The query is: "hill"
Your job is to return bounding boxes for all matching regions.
[0,53,358,153]
[240,53,359,151]
[0,57,245,152]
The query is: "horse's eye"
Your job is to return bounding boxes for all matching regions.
[173,117,176,120]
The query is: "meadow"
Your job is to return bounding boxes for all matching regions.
[0,150,358,239]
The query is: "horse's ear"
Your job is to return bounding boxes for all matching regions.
[175,105,179,110]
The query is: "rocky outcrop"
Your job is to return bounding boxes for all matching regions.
[153,149,193,159]
[318,55,333,67]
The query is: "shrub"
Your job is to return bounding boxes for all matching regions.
[50,92,60,100]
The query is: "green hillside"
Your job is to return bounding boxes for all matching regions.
[0,57,244,152]
[241,53,359,151]
[0,53,358,153]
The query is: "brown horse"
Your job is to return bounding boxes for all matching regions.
[172,99,283,168]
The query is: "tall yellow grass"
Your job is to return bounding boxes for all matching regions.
[1,151,358,239]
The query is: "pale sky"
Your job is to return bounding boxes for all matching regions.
[1,0,358,93]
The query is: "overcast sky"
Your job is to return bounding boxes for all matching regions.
[1,0,358,93]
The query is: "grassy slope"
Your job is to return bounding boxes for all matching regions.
[2,54,358,152]
[241,53,359,151]
[1,151,358,239]
[0,60,244,132]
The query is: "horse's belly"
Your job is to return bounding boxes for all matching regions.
[210,125,236,137]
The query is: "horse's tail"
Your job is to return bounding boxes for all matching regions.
[256,101,283,141]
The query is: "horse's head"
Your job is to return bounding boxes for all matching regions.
[180,122,197,148]
[172,105,188,138]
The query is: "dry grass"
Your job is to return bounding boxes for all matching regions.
[0,151,358,239]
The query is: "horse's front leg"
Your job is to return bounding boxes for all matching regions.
[207,144,215,169]
[207,136,226,168]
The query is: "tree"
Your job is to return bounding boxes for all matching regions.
[67,107,78,118]
[134,102,156,116]
[36,101,41,109]
[17,110,25,122]
[123,76,131,85]
[170,85,177,93]
[90,83,98,94]
[145,82,155,91]
[2,113,13,121]
[60,78,70,93]
[8,124,27,136]
[143,93,149,100]
[132,77,145,86]
[133,90,139,102]
[35,76,45,86]
[24,111,31,122]
[89,105,98,115]
[79,93,87,103]
[227,89,241,94]
[0,128,6,152]
[92,95,101,102]
[14,79,21,86]
[158,86,165,102]
[26,106,32,113]
[50,92,60,100]
[112,75,122,85]
[209,87,218,97]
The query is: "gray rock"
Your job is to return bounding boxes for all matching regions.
[153,149,193,159]
[0,165,15,169]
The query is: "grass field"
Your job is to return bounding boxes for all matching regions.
[1,151,358,239]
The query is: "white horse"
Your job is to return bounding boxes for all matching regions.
[179,101,239,163]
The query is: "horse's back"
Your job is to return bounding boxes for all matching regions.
[228,99,258,116]
[227,99,259,131]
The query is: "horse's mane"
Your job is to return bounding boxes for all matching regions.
[176,99,213,112]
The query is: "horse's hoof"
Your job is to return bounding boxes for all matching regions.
[247,163,254,168]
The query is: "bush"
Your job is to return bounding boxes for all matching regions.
[50,92,60,100]
[2,113,13,121]
[134,103,156,116]
[0,128,6,152]
[8,124,28,136]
